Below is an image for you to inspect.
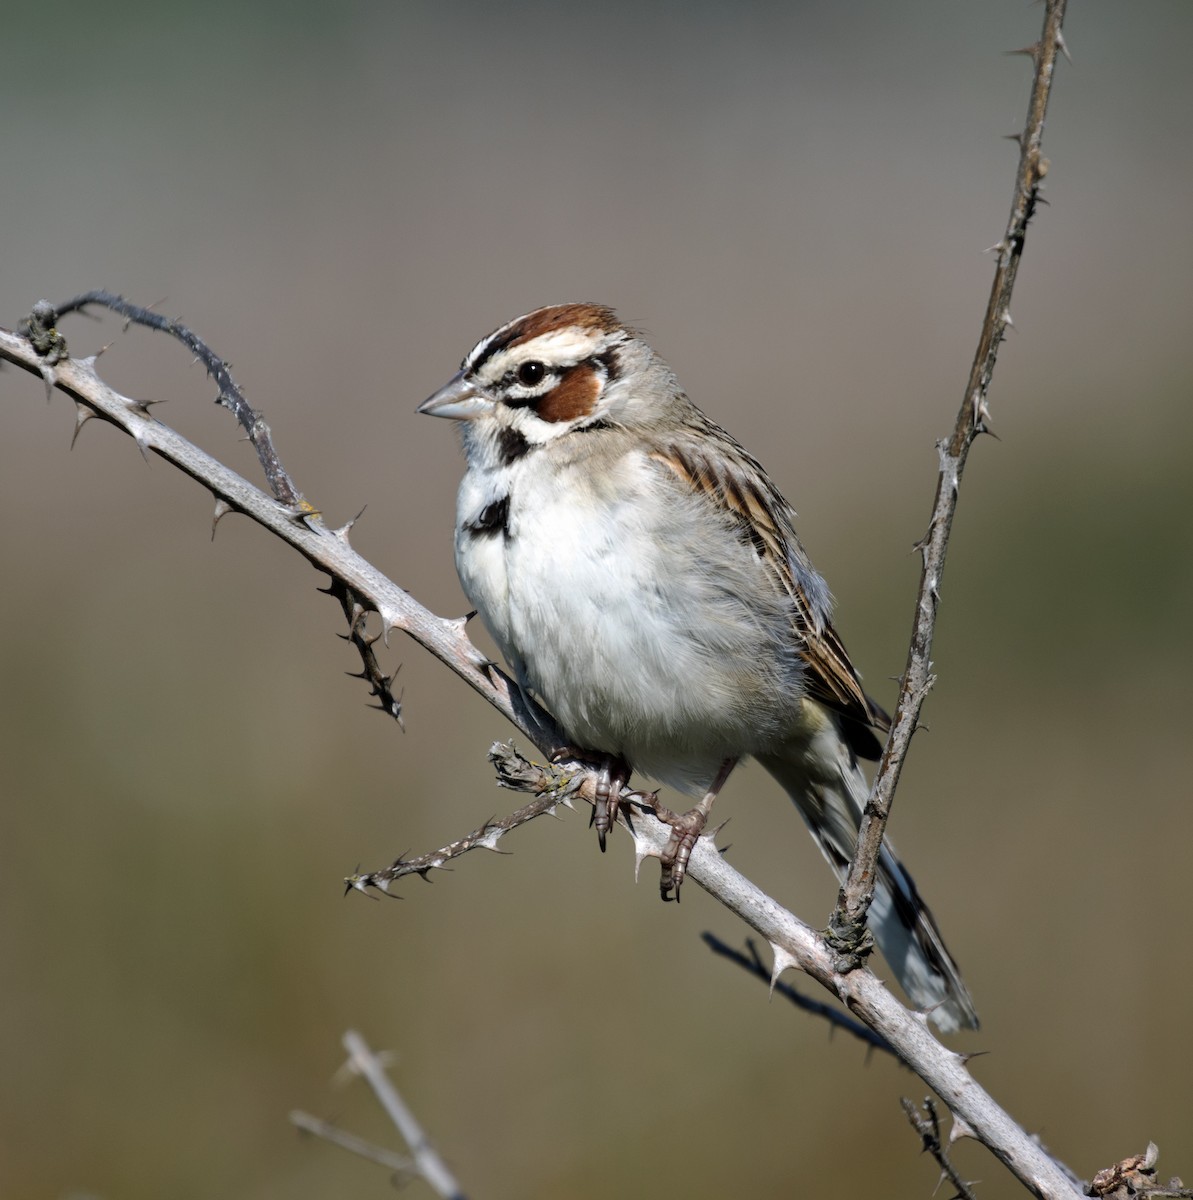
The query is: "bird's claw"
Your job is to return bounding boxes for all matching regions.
[655,803,709,901]
[552,747,631,851]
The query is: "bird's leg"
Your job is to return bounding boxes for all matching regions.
[655,757,738,901]
[551,747,633,851]
[591,755,633,851]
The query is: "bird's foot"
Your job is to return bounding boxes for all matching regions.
[551,747,632,851]
[654,802,710,901]
[652,757,738,901]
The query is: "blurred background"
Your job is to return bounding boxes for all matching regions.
[2,1,1191,1196]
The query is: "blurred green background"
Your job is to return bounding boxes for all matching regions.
[2,2,1191,1196]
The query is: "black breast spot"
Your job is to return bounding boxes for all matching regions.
[497,427,530,466]
[465,494,510,539]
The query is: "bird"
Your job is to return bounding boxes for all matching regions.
[418,302,978,1031]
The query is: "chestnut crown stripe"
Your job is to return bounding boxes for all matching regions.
[464,302,622,374]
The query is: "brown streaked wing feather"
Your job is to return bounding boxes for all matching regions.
[649,440,890,753]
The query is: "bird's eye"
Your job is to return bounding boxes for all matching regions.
[517,361,546,387]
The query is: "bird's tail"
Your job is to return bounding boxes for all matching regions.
[758,702,978,1033]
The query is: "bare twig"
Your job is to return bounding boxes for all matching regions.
[902,1096,980,1200]
[326,575,405,726]
[341,1030,467,1200]
[345,742,583,893]
[290,1110,417,1179]
[828,0,1069,964]
[0,316,528,736]
[41,289,306,507]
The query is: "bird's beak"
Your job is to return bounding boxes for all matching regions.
[417,372,495,421]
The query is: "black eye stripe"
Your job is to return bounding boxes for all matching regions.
[501,363,554,399]
[498,350,619,411]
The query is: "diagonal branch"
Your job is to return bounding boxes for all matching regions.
[0,7,1078,1194]
[0,319,1081,1197]
[290,1111,417,1180]
[828,0,1069,964]
[340,1030,467,1200]
[291,1031,468,1198]
[35,290,306,507]
[701,933,896,1057]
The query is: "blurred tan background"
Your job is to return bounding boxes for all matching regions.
[3,2,1192,1196]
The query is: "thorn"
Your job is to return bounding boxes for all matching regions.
[972,389,992,432]
[982,239,1009,255]
[70,403,96,449]
[285,501,321,526]
[132,427,151,463]
[332,505,367,540]
[1005,42,1040,61]
[126,396,165,415]
[211,498,233,539]
[949,1115,977,1143]
[1055,30,1072,64]
[768,945,800,997]
[344,874,380,899]
[40,364,56,404]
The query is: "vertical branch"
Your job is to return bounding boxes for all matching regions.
[829,0,1069,957]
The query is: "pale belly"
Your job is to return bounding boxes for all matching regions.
[455,457,807,794]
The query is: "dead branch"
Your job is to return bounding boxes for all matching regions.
[0,316,1082,1196]
[828,0,1069,967]
[902,1096,980,1200]
[292,1030,467,1198]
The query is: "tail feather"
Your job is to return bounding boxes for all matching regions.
[759,702,979,1032]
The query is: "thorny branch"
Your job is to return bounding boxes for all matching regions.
[902,1096,980,1200]
[827,0,1069,967]
[0,320,1079,1197]
[18,295,406,726]
[0,3,1107,1196]
[343,742,585,894]
[45,290,306,507]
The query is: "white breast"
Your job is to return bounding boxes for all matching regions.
[455,443,807,795]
